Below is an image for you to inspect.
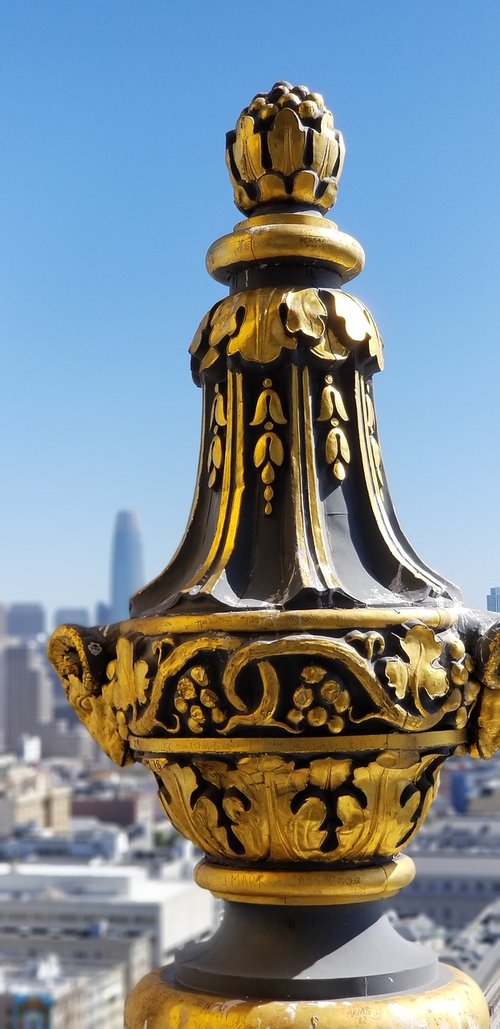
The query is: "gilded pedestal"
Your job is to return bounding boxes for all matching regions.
[48,81,499,1027]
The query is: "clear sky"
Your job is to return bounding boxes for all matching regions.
[1,0,499,622]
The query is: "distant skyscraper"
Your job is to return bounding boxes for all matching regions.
[6,603,45,639]
[486,587,500,613]
[110,511,144,622]
[53,607,90,629]
[4,641,53,750]
[95,601,112,625]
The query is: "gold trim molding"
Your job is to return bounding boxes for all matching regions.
[124,965,489,1029]
[120,605,460,636]
[194,854,415,906]
[130,728,466,756]
[206,212,365,285]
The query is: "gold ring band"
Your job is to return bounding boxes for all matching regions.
[194,854,415,905]
[121,605,460,636]
[130,728,466,757]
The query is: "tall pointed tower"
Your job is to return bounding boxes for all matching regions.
[49,82,499,1027]
[110,511,143,622]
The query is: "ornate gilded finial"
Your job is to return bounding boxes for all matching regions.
[226,80,345,214]
[49,82,496,1028]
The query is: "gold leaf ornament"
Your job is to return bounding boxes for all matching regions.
[250,388,287,426]
[253,432,284,469]
[318,383,348,422]
[232,114,265,181]
[267,107,307,176]
[225,290,295,364]
[284,289,327,339]
[385,625,449,711]
[312,113,341,178]
[113,636,150,710]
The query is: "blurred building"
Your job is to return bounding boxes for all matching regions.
[53,608,90,628]
[0,754,70,836]
[6,603,45,639]
[110,511,144,622]
[95,601,111,625]
[393,815,500,930]
[0,924,150,995]
[0,952,124,1028]
[3,641,52,751]
[487,587,500,613]
[0,863,215,967]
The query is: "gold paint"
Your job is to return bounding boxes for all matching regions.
[130,728,466,755]
[195,854,415,905]
[302,366,342,590]
[147,748,446,864]
[203,371,245,591]
[290,364,325,590]
[267,107,307,176]
[180,371,238,590]
[207,384,226,489]
[213,631,472,734]
[226,84,345,215]
[251,379,287,516]
[206,214,364,285]
[124,965,489,1029]
[318,373,350,481]
[48,627,133,766]
[119,606,460,635]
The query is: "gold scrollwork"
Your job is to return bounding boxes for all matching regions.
[149,749,444,863]
[50,622,481,761]
[189,289,382,372]
[251,378,287,515]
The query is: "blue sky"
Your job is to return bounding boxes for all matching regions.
[1,1,499,620]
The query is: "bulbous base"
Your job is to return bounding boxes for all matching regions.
[125,964,489,1029]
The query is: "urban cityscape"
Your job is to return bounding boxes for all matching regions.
[1,509,500,1022]
[0,512,215,1026]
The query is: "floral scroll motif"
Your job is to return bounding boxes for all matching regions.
[189,288,383,375]
[49,623,482,761]
[150,749,443,864]
[382,625,479,727]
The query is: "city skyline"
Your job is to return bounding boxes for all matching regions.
[1,3,500,616]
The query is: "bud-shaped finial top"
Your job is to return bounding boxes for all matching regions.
[226,81,345,216]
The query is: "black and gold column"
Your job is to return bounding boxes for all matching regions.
[49,82,499,1027]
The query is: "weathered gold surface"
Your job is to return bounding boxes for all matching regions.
[143,749,444,863]
[124,965,489,1029]
[49,614,479,759]
[120,606,461,634]
[190,287,379,370]
[206,215,364,284]
[226,81,345,214]
[48,79,498,1025]
[194,854,415,905]
[130,728,466,755]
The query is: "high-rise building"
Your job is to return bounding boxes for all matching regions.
[487,587,500,613]
[110,511,144,622]
[95,601,112,625]
[6,603,45,639]
[53,607,90,628]
[3,641,53,751]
